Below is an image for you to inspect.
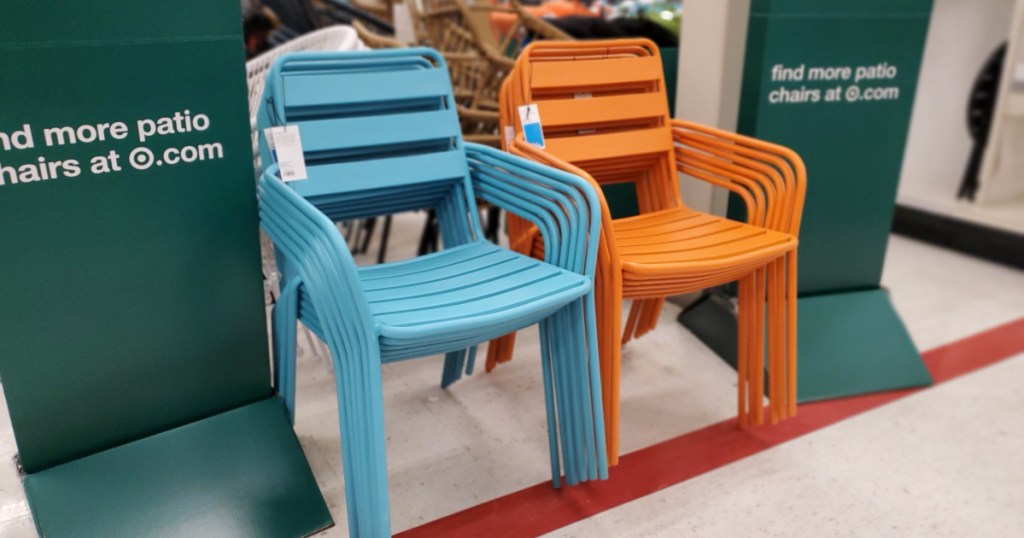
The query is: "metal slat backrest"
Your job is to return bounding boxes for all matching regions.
[257,49,481,240]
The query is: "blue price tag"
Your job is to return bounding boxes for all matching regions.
[517,104,545,149]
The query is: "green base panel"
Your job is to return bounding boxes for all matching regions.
[23,397,332,538]
[603,183,641,219]
[678,288,933,402]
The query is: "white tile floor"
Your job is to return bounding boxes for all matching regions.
[1,212,1022,537]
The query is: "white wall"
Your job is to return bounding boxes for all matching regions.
[979,0,1024,205]
[675,0,751,215]
[898,0,1017,211]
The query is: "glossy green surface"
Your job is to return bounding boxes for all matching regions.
[736,0,933,294]
[24,398,333,538]
[796,289,932,401]
[0,0,269,474]
[2,4,332,535]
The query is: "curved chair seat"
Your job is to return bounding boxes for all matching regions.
[365,242,591,346]
[616,208,797,279]
[295,241,591,359]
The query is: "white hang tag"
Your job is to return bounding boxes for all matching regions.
[393,4,416,44]
[517,104,545,149]
[1014,62,1024,84]
[264,126,307,182]
[504,126,515,148]
[263,127,277,153]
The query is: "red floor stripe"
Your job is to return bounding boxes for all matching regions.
[397,317,1024,538]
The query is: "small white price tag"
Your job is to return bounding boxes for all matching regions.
[517,104,545,149]
[393,4,416,44]
[263,127,277,152]
[504,126,515,148]
[263,126,307,182]
[1014,62,1024,84]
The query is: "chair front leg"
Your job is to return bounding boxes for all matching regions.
[273,275,302,424]
[331,344,391,538]
[596,264,623,465]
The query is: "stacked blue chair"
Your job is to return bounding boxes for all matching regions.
[256,48,607,537]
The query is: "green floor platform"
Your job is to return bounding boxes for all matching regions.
[679,288,933,402]
[23,397,332,538]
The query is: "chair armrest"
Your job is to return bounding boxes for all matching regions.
[505,137,622,267]
[465,142,601,277]
[671,119,807,235]
[258,166,379,344]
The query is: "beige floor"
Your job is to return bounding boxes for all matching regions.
[0,213,1022,537]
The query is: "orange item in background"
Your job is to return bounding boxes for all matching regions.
[491,39,807,464]
[488,0,596,39]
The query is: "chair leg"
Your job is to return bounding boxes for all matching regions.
[536,316,563,489]
[767,259,784,424]
[417,210,438,256]
[441,348,468,389]
[737,275,751,428]
[541,300,608,485]
[597,269,623,465]
[751,268,767,426]
[485,332,517,372]
[636,298,663,338]
[786,251,799,418]
[376,215,392,264]
[330,347,391,538]
[272,277,301,424]
[583,293,610,479]
[358,217,378,255]
[540,313,580,485]
[563,301,600,482]
[464,345,478,376]
[622,300,642,344]
[551,309,585,484]
[484,206,501,243]
[622,298,665,343]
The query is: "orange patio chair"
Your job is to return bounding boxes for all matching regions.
[490,39,806,464]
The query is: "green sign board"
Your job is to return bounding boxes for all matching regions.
[737,0,936,295]
[1,2,331,535]
[682,0,935,401]
[0,0,269,473]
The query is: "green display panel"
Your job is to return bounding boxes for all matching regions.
[0,4,334,534]
[736,0,934,294]
[683,0,935,400]
[0,1,269,473]
[796,289,931,401]
[24,398,333,538]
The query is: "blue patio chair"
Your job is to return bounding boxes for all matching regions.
[256,49,607,537]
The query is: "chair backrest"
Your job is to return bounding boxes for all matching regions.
[247,25,367,178]
[256,49,481,240]
[505,39,680,212]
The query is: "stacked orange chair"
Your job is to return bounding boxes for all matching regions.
[491,39,807,464]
